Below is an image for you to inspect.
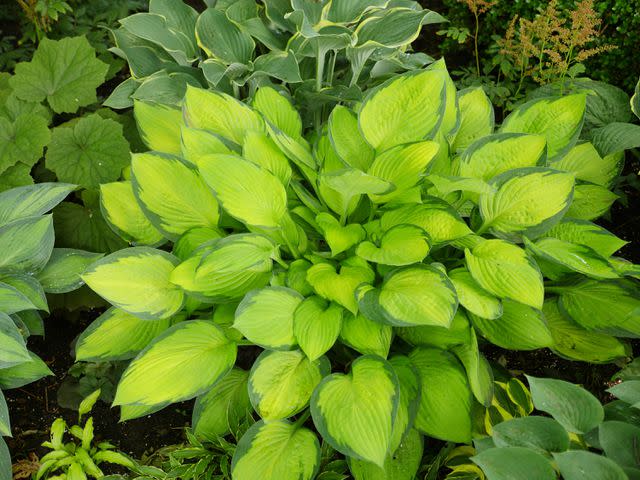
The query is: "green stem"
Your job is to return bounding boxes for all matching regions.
[474,12,481,77]
[326,50,337,87]
[232,83,240,99]
[294,410,311,428]
[235,340,255,346]
[315,46,327,131]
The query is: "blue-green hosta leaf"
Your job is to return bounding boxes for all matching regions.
[196,8,255,64]
[0,215,54,274]
[457,133,546,181]
[293,296,343,361]
[82,247,184,320]
[325,0,387,22]
[250,50,302,86]
[544,219,626,258]
[243,131,292,185]
[359,69,447,152]
[316,213,366,257]
[329,105,374,171]
[133,100,182,155]
[0,312,30,368]
[452,328,494,407]
[472,447,556,480]
[451,87,494,153]
[607,381,640,406]
[492,416,570,452]
[478,167,574,239]
[0,114,50,175]
[339,312,392,358]
[0,352,52,389]
[590,122,640,157]
[311,355,399,467]
[599,421,640,468]
[566,183,618,220]
[193,368,252,440]
[527,375,603,433]
[0,282,37,316]
[551,142,622,187]
[198,154,287,229]
[500,94,586,160]
[0,390,9,436]
[554,450,627,480]
[149,0,198,48]
[36,248,104,294]
[355,7,442,48]
[181,126,233,166]
[0,183,74,226]
[231,419,320,480]
[249,349,329,419]
[356,265,458,327]
[233,287,303,350]
[10,36,108,113]
[409,348,472,443]
[465,239,544,309]
[253,86,302,140]
[448,267,502,320]
[356,224,431,266]
[396,310,471,349]
[76,307,171,362]
[131,152,219,240]
[114,320,236,406]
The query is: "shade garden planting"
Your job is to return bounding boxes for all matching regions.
[0,0,640,479]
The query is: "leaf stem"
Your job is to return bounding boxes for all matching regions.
[294,410,311,428]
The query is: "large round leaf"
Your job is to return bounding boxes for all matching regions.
[472,447,556,480]
[492,416,570,452]
[554,450,627,480]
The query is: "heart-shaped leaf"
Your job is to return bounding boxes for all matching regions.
[356,224,431,266]
[472,447,556,480]
[293,296,343,361]
[339,312,392,358]
[316,213,366,256]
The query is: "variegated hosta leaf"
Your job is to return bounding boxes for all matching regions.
[253,86,302,141]
[357,265,458,327]
[242,131,292,185]
[133,100,182,155]
[0,281,38,315]
[388,356,421,453]
[36,248,104,294]
[465,239,544,309]
[82,247,184,320]
[131,152,219,241]
[172,227,222,261]
[293,296,343,361]
[234,287,303,350]
[448,267,502,320]
[0,182,74,226]
[0,352,52,389]
[329,105,374,171]
[0,215,54,273]
[339,312,392,358]
[500,94,586,160]
[114,320,237,407]
[356,224,431,266]
[75,307,172,362]
[0,312,30,368]
[544,219,626,258]
[452,328,494,406]
[231,420,320,480]
[451,86,494,152]
[409,348,472,443]
[193,368,252,440]
[249,349,330,419]
[0,390,9,436]
[566,183,618,221]
[359,69,447,152]
[180,126,233,166]
[396,310,472,349]
[311,355,400,467]
[478,167,574,239]
[316,213,366,257]
[551,142,622,188]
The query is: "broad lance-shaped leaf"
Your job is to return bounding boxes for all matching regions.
[0,390,9,436]
[465,239,544,309]
[339,312,392,358]
[0,352,52,389]
[544,219,626,258]
[293,296,343,361]
[133,100,182,155]
[329,105,374,171]
[448,267,502,320]
[82,247,184,320]
[451,86,494,152]
[249,350,329,419]
[114,321,237,407]
[36,248,104,294]
[253,86,302,141]
[551,142,622,187]
[472,447,556,480]
[311,355,399,467]
[0,281,38,315]
[75,308,171,362]
[492,416,570,452]
[356,224,431,266]
[243,131,292,185]
[181,126,232,165]
[131,152,219,240]
[0,214,54,273]
[566,183,618,221]
[356,265,458,327]
[0,182,74,226]
[452,328,494,407]
[231,420,320,480]
[196,8,255,64]
[387,356,421,453]
[0,312,30,368]
[554,450,628,480]
[172,227,222,260]
[590,122,640,157]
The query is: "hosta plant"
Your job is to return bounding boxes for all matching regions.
[78,63,640,480]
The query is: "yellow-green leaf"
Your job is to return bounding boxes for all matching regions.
[449,267,502,319]
[293,296,343,361]
[451,86,494,152]
[357,224,430,266]
[329,105,374,171]
[133,100,182,155]
[253,86,302,140]
[339,312,392,358]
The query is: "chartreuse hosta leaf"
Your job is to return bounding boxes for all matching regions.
[452,328,494,407]
[242,131,292,185]
[472,447,555,480]
[359,69,447,152]
[478,167,574,239]
[0,390,9,436]
[82,247,184,320]
[0,312,30,368]
[114,320,237,407]
[329,105,374,171]
[36,248,104,294]
[249,349,329,419]
[253,86,302,141]
[311,355,399,467]
[448,267,502,320]
[396,310,471,349]
[133,100,182,155]
[0,182,74,226]
[357,265,457,327]
[465,239,544,309]
[551,142,622,187]
[554,450,627,480]
[387,356,421,453]
[566,183,618,221]
[180,126,233,165]
[340,312,392,358]
[500,94,586,160]
[356,224,431,266]
[545,219,626,258]
[0,214,54,273]
[293,296,343,361]
[172,227,222,260]
[131,152,219,241]
[451,87,494,152]
[409,348,472,443]
[75,307,171,362]
[231,419,320,480]
[316,213,366,257]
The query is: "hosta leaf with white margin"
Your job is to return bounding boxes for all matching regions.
[193,368,252,441]
[470,299,553,350]
[183,86,264,146]
[356,224,431,266]
[590,122,640,157]
[9,36,108,113]
[472,447,556,480]
[339,312,392,358]
[452,328,494,407]
[0,281,38,315]
[196,8,255,64]
[0,312,30,368]
[551,142,622,187]
[198,154,287,229]
[478,167,574,239]
[544,219,627,258]
[249,349,329,419]
[356,265,457,327]
[555,279,640,337]
[82,247,184,320]
[133,100,182,155]
[599,420,640,468]
[543,298,629,363]
[311,355,399,467]
[306,257,375,314]
[100,181,164,246]
[465,239,544,309]
[358,68,447,152]
[448,267,502,320]
[499,94,586,160]
[75,307,171,362]
[181,126,233,166]
[396,310,472,350]
[527,375,604,433]
[492,416,570,452]
[409,348,472,443]
[243,131,292,185]
[36,248,104,294]
[231,419,320,480]
[566,183,618,221]
[451,86,494,152]
[0,114,50,175]
[253,86,302,141]
[380,199,472,245]
[233,287,303,350]
[293,296,343,361]
[315,213,366,257]
[0,352,52,389]
[0,215,54,273]
[131,152,219,240]
[114,320,236,406]
[0,390,9,436]
[0,182,74,226]
[329,105,374,171]
[170,234,275,301]
[554,450,627,480]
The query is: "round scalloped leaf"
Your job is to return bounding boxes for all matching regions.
[82,247,184,320]
[311,355,399,467]
[36,248,104,294]
[231,419,320,480]
[554,450,627,480]
[448,267,502,320]
[492,416,570,452]
[356,224,430,266]
[339,312,392,358]
[544,219,626,258]
[472,447,555,480]
[0,113,50,175]
[451,86,494,152]
[293,296,343,361]
[114,320,236,407]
